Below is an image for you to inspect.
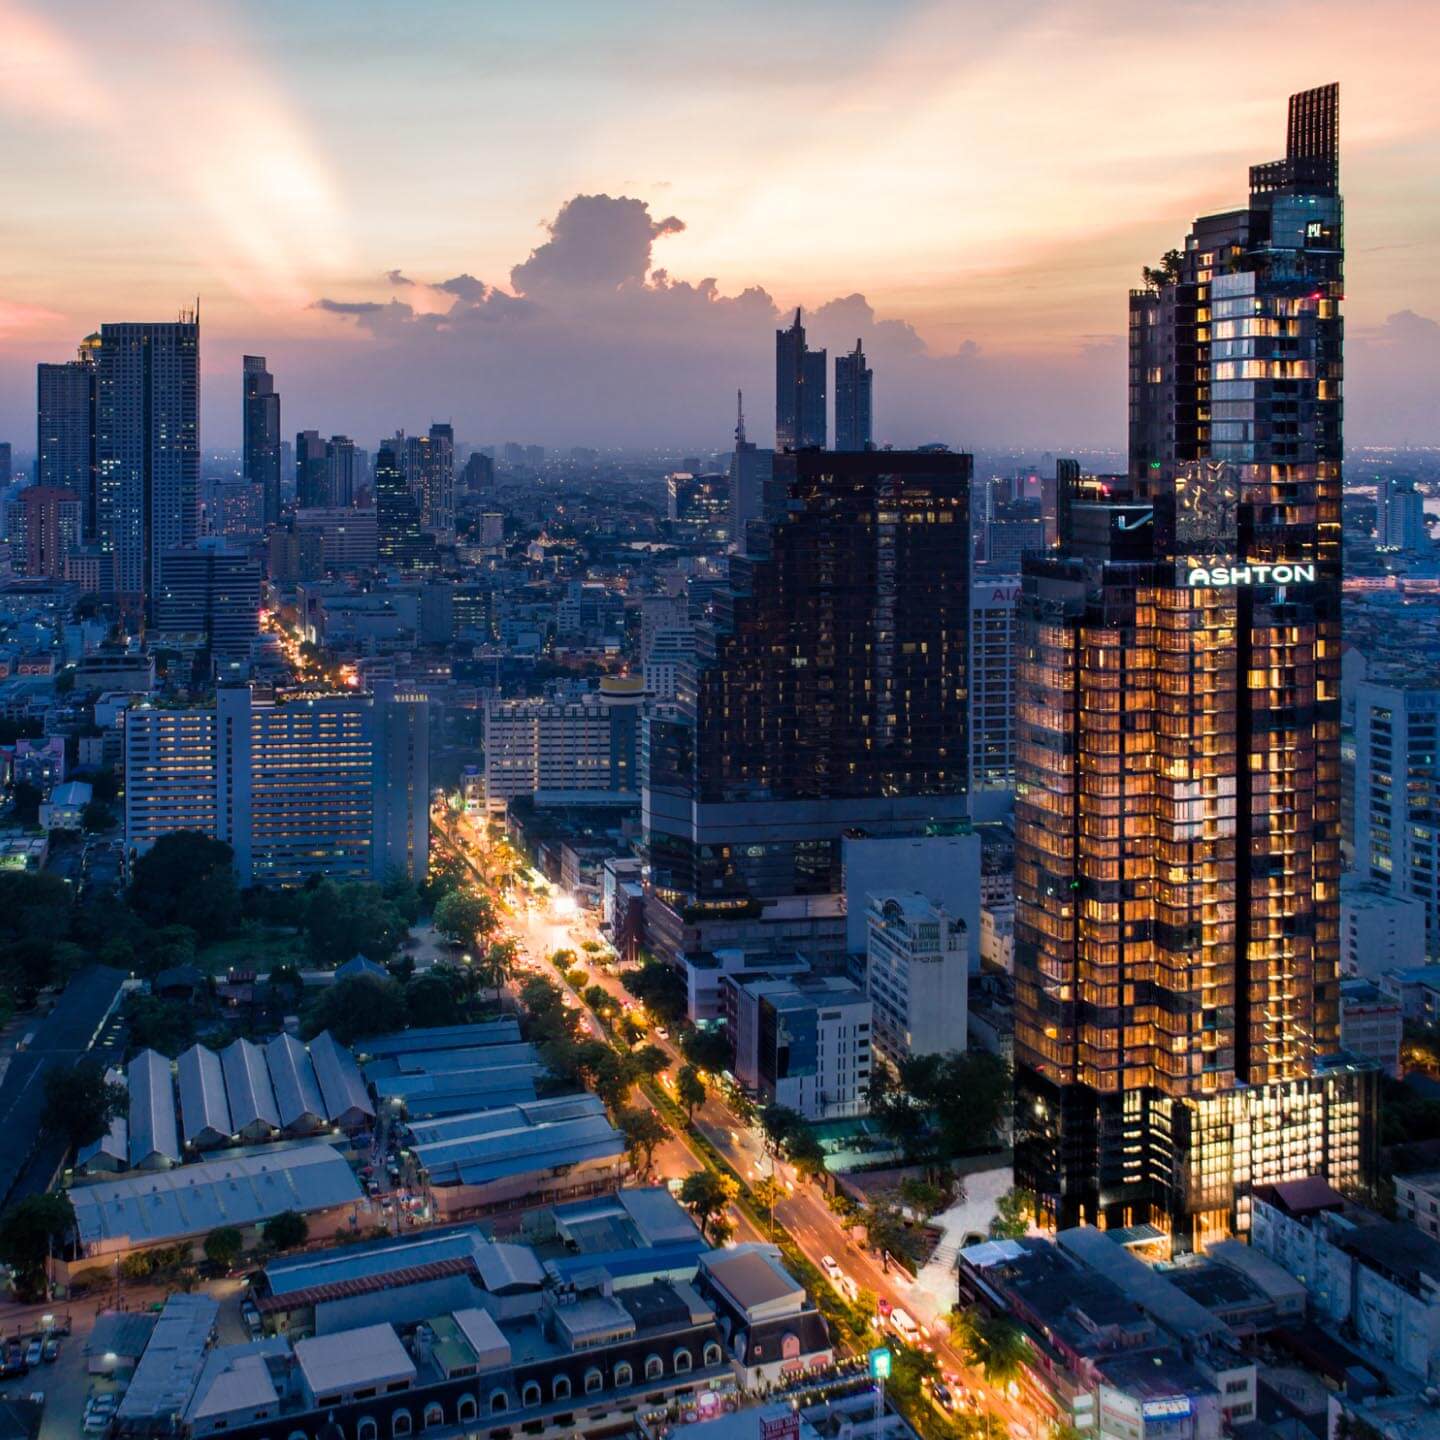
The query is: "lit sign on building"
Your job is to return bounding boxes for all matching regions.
[1141,1397,1193,1420]
[1185,563,1316,588]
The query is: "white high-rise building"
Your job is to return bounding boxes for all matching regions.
[865,891,969,1066]
[125,685,429,886]
[643,625,696,704]
[1354,679,1440,959]
[1376,478,1428,551]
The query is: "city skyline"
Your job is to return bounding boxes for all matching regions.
[2,1,1438,450]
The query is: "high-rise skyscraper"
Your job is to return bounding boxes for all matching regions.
[644,448,971,931]
[775,309,826,451]
[95,315,200,609]
[407,423,455,534]
[375,439,428,569]
[727,392,775,557]
[5,486,82,578]
[325,435,360,508]
[1014,85,1374,1248]
[1375,477,1427,551]
[153,538,262,658]
[38,338,98,533]
[295,430,329,509]
[242,355,281,529]
[834,340,873,452]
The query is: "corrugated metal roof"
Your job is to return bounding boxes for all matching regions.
[308,1031,373,1124]
[128,1048,180,1168]
[403,1094,603,1147]
[450,1134,625,1187]
[115,1294,218,1422]
[255,1256,478,1314]
[265,1225,485,1295]
[355,1020,521,1059]
[71,1141,363,1250]
[266,1033,326,1131]
[177,1044,233,1147]
[222,1038,281,1135]
[410,1110,616,1171]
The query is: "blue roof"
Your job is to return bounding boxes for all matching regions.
[544,1238,708,1284]
[451,1134,625,1186]
[356,1021,522,1060]
[265,1225,485,1295]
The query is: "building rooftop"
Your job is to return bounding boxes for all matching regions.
[700,1247,803,1317]
[295,1323,415,1397]
[1338,1221,1440,1292]
[128,1048,181,1168]
[116,1295,218,1423]
[177,1044,233,1147]
[71,1140,362,1250]
[355,1021,521,1060]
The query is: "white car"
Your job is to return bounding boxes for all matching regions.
[820,1254,840,1276]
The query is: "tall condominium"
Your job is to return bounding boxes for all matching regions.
[37,336,97,532]
[1014,85,1373,1247]
[125,684,429,886]
[5,486,82,578]
[834,340,873,452]
[775,309,826,451]
[1353,678,1440,959]
[242,355,281,529]
[1375,477,1427,551]
[407,423,455,535]
[728,394,775,556]
[644,448,971,932]
[968,575,1021,821]
[325,435,360,508]
[95,315,200,609]
[295,430,329,509]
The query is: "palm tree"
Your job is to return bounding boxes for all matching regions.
[952,1306,1029,1385]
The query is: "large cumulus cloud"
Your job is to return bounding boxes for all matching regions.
[305,192,1125,449]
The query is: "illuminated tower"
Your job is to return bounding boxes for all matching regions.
[1014,85,1374,1247]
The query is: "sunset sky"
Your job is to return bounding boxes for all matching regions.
[2,0,1438,451]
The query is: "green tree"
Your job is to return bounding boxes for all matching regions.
[952,1307,1029,1384]
[760,1102,804,1156]
[0,1193,74,1300]
[618,1108,670,1175]
[306,974,407,1045]
[0,871,73,946]
[432,889,497,949]
[680,1025,732,1073]
[128,832,241,940]
[990,1187,1035,1240]
[10,781,42,827]
[583,984,615,1018]
[752,1174,783,1236]
[550,949,576,971]
[304,882,407,967]
[631,1043,670,1079]
[405,972,460,1029]
[381,874,423,926]
[785,1127,828,1180]
[861,1198,910,1260]
[679,1170,736,1243]
[621,961,688,1025]
[81,800,116,833]
[475,937,519,993]
[261,1211,309,1252]
[203,1226,244,1271]
[43,1061,127,1148]
[125,996,196,1055]
[677,1063,706,1123]
[900,1172,961,1219]
[618,1014,646,1047]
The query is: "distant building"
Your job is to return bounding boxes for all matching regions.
[6,485,81,578]
[1341,879,1427,977]
[731,974,871,1121]
[865,892,969,1066]
[1377,477,1427,550]
[295,430,329,509]
[325,435,360,508]
[1338,978,1402,1077]
[834,339,873,452]
[153,541,262,658]
[1395,1171,1440,1242]
[969,576,1021,818]
[727,394,775,557]
[242,356,281,528]
[484,679,642,802]
[37,339,97,532]
[96,317,199,609]
[1354,679,1440,958]
[775,309,825,451]
[376,440,430,569]
[294,507,378,571]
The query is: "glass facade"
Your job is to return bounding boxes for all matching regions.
[1015,85,1372,1247]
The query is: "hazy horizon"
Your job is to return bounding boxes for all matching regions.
[3,0,1438,452]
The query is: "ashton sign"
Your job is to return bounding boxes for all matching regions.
[1185,562,1316,588]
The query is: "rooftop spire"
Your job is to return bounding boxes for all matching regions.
[735,389,746,447]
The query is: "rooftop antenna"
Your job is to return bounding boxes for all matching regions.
[735,390,746,447]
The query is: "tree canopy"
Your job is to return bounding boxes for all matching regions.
[432,889,497,949]
[128,832,241,941]
[677,1064,706,1122]
[679,1170,736,1243]
[306,974,407,1045]
[304,882,408,968]
[44,1061,128,1148]
[261,1210,309,1251]
[0,1193,74,1301]
[621,961,688,1025]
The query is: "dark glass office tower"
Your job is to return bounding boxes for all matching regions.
[375,439,427,569]
[645,448,971,911]
[96,315,200,611]
[37,336,98,536]
[835,340,873,452]
[775,309,826,451]
[243,355,281,528]
[295,430,329,509]
[1014,85,1373,1250]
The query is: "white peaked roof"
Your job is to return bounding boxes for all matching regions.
[177,1044,233,1146]
[266,1033,326,1130]
[128,1048,180,1167]
[308,1030,374,1124]
[222,1038,281,1134]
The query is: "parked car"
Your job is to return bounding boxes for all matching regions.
[24,1340,42,1367]
[41,1339,59,1363]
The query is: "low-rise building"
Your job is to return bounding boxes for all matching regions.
[1339,978,1403,1078]
[1341,879,1427,977]
[865,891,968,1066]
[730,975,871,1121]
[1396,1170,1440,1242]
